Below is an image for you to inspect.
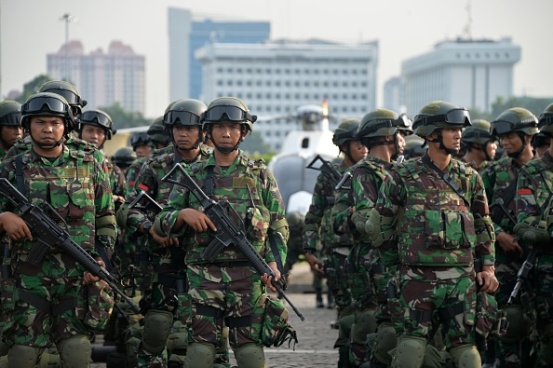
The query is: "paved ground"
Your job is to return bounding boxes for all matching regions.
[91,262,341,368]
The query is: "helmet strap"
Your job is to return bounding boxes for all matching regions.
[29,131,64,150]
[506,132,527,159]
[433,132,458,155]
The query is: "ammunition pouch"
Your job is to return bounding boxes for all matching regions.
[258,294,298,348]
[77,280,115,331]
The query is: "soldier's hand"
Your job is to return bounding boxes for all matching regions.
[149,227,179,247]
[496,232,524,258]
[305,252,324,276]
[261,261,281,293]
[179,208,217,233]
[83,258,106,284]
[0,211,32,241]
[476,267,499,294]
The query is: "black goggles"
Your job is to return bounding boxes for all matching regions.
[80,111,112,129]
[539,113,553,129]
[164,111,202,126]
[0,112,22,126]
[357,119,395,137]
[492,120,536,136]
[417,108,470,126]
[130,133,150,146]
[204,105,256,123]
[23,96,70,116]
[46,89,86,108]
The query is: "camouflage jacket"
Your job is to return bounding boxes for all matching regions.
[303,160,349,253]
[155,150,287,266]
[372,155,495,269]
[0,145,116,256]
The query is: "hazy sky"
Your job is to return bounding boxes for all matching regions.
[2,0,552,118]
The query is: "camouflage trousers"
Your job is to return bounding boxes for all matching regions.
[324,249,352,314]
[398,267,477,350]
[347,243,376,311]
[187,263,265,350]
[2,253,95,348]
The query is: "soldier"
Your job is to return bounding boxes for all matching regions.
[532,132,551,158]
[461,119,497,172]
[155,97,291,368]
[333,109,408,368]
[111,147,137,176]
[0,101,22,160]
[126,99,212,367]
[481,107,538,368]
[403,134,426,160]
[0,92,117,367]
[366,101,498,368]
[38,80,87,118]
[283,210,305,278]
[514,102,553,367]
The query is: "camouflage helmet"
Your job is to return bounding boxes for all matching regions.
[491,107,538,137]
[112,147,137,167]
[357,109,400,139]
[403,134,426,159]
[38,80,87,116]
[78,109,116,139]
[332,118,361,146]
[163,99,207,128]
[130,131,151,150]
[147,116,171,145]
[414,101,471,137]
[286,211,304,228]
[203,97,257,132]
[461,119,493,145]
[0,100,22,127]
[538,103,553,135]
[21,92,75,133]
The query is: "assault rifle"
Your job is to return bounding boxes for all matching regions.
[128,190,163,215]
[306,155,341,186]
[507,247,538,306]
[162,164,305,321]
[0,178,140,314]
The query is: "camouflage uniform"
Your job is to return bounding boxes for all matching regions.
[515,151,553,366]
[0,144,116,364]
[155,150,288,363]
[369,155,495,367]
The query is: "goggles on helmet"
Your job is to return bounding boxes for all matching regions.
[164,111,202,126]
[416,108,470,126]
[539,114,553,129]
[131,132,150,146]
[80,110,112,130]
[492,118,536,136]
[204,105,256,123]
[23,96,70,116]
[0,112,21,126]
[46,88,86,108]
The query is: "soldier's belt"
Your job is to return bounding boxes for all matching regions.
[197,260,252,268]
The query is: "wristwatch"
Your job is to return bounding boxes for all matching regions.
[142,221,152,233]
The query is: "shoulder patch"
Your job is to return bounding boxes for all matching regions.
[517,188,532,195]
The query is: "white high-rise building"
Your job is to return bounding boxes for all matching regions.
[402,37,521,115]
[47,40,146,115]
[196,40,378,151]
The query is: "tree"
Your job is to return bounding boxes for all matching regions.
[98,102,150,129]
[14,74,52,104]
[240,130,274,156]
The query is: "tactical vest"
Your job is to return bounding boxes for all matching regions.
[396,159,476,267]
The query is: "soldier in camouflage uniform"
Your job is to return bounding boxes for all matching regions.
[461,119,497,173]
[481,107,538,368]
[513,102,553,368]
[332,109,408,368]
[0,101,23,160]
[0,92,117,367]
[283,211,305,278]
[366,101,498,368]
[112,147,137,176]
[532,132,551,159]
[155,97,290,368]
[126,99,213,368]
[403,134,426,160]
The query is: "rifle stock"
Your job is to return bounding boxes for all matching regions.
[306,154,341,185]
[163,164,305,321]
[0,178,140,314]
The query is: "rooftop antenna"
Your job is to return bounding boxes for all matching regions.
[60,13,78,81]
[463,0,472,40]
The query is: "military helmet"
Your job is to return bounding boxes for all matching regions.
[203,97,257,132]
[333,118,361,146]
[38,80,87,116]
[538,103,553,135]
[112,147,137,167]
[414,101,471,137]
[461,119,493,145]
[78,109,116,139]
[403,135,426,159]
[396,113,414,136]
[148,116,171,145]
[0,100,22,127]
[164,99,207,127]
[357,109,400,139]
[286,211,304,228]
[532,132,551,149]
[491,107,538,137]
[21,92,74,133]
[130,132,151,150]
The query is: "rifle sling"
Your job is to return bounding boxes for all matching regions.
[422,155,470,206]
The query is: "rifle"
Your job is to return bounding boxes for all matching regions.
[507,246,538,306]
[489,198,517,227]
[0,178,140,314]
[306,154,341,186]
[128,190,163,215]
[162,164,305,321]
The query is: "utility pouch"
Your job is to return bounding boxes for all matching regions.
[78,280,115,331]
[260,294,298,348]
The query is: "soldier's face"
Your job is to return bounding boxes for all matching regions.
[134,144,152,158]
[29,116,65,147]
[80,125,106,148]
[210,123,242,149]
[348,140,368,162]
[440,128,462,151]
[0,125,23,148]
[485,140,498,160]
[499,132,530,155]
[173,125,201,150]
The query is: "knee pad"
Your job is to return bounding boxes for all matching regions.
[234,343,265,368]
[423,344,451,368]
[185,343,216,368]
[335,314,356,348]
[540,323,553,364]
[391,336,426,368]
[167,332,188,356]
[39,350,61,368]
[501,305,530,344]
[125,336,141,368]
[0,355,6,368]
[449,344,481,368]
[143,309,173,354]
[374,324,397,365]
[7,345,42,368]
[57,335,91,368]
[167,353,186,368]
[351,312,377,344]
